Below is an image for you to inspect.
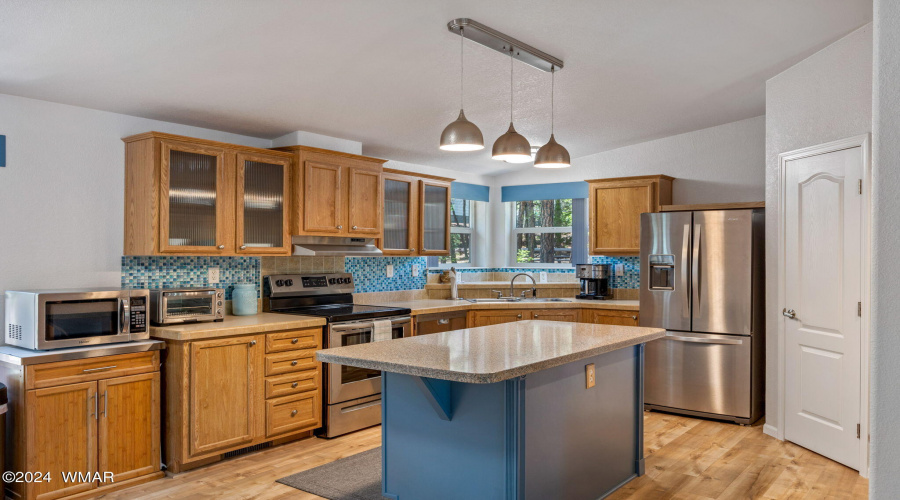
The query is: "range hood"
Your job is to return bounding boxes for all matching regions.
[291,235,383,257]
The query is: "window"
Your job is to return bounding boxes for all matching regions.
[440,198,473,265]
[509,199,586,266]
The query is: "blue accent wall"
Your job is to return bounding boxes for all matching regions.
[450,181,490,202]
[501,181,589,202]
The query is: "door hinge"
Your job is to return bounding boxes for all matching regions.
[858,179,863,194]
[858,302,862,317]
[857,423,861,439]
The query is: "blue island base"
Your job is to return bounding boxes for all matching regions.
[381,345,645,500]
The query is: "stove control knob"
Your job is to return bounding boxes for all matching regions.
[284,279,293,287]
[275,280,284,287]
[329,278,336,284]
[344,278,353,284]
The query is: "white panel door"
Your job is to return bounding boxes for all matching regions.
[783,146,862,470]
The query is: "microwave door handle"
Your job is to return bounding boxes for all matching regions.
[120,298,129,334]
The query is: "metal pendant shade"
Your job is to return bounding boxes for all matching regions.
[440,27,484,151]
[492,122,532,163]
[492,46,532,163]
[534,67,570,168]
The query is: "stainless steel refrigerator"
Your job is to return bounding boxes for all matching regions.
[639,209,764,425]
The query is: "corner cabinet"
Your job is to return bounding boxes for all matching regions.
[587,175,673,255]
[273,146,386,238]
[123,132,293,256]
[380,168,453,256]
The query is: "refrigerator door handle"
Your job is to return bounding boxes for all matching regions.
[665,332,744,345]
[682,223,691,320]
[692,224,702,314]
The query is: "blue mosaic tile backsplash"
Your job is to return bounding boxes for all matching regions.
[345,257,428,293]
[591,256,640,289]
[121,256,260,300]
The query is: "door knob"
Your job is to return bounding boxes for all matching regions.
[291,410,298,417]
[782,308,797,319]
[337,225,343,229]
[217,245,225,249]
[239,245,247,250]
[291,338,299,344]
[291,360,298,366]
[291,382,299,388]
[249,340,257,346]
[352,226,358,230]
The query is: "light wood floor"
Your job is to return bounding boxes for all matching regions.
[103,412,867,499]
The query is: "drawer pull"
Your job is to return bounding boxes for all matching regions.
[291,338,299,344]
[291,409,298,417]
[250,340,257,346]
[83,365,117,373]
[291,382,299,388]
[291,360,298,366]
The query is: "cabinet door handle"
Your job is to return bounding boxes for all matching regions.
[352,226,358,230]
[410,248,416,253]
[516,314,523,319]
[217,244,225,249]
[83,365,117,373]
[240,245,247,250]
[337,225,343,230]
[291,360,298,366]
[250,340,257,346]
[291,382,299,388]
[291,338,299,344]
[101,390,108,417]
[291,409,298,417]
[90,393,97,420]
[534,314,539,319]
[632,316,637,320]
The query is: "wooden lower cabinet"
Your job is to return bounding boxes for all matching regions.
[468,309,527,327]
[4,351,163,500]
[160,327,323,473]
[582,309,640,326]
[530,309,580,322]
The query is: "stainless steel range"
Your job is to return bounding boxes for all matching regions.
[265,273,411,438]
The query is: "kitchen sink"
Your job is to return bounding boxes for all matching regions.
[463,298,523,303]
[523,298,572,302]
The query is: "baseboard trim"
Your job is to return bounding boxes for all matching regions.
[763,423,780,439]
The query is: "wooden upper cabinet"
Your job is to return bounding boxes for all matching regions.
[419,179,452,256]
[274,146,386,238]
[123,132,294,256]
[382,171,420,255]
[189,335,264,458]
[587,175,673,255]
[235,152,292,255]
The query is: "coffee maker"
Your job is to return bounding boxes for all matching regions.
[576,264,610,299]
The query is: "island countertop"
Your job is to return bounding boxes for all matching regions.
[316,320,664,384]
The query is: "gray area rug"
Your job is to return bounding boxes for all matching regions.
[277,447,383,500]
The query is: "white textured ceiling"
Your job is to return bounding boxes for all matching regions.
[0,0,871,174]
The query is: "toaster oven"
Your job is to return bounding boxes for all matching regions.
[149,288,224,325]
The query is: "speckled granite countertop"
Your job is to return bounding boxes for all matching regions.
[150,313,326,341]
[316,320,664,383]
[356,298,639,315]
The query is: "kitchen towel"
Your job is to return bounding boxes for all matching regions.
[372,319,392,342]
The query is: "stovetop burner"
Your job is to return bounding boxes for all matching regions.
[277,303,411,323]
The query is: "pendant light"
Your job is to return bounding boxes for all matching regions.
[492,46,532,163]
[440,27,484,151]
[534,66,571,168]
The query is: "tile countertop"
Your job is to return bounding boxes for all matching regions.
[316,320,664,384]
[356,298,639,315]
[150,313,326,341]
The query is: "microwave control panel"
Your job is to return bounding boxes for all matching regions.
[130,296,147,332]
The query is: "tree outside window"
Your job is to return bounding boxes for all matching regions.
[440,198,472,265]
[511,199,573,264]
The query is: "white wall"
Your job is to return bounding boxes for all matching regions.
[485,116,766,267]
[763,24,873,437]
[0,93,272,320]
[870,1,900,495]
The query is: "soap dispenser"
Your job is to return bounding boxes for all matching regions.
[449,267,459,300]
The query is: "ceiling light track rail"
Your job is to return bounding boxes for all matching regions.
[447,18,563,73]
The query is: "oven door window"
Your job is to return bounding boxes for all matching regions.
[45,299,120,340]
[339,324,406,384]
[165,295,214,319]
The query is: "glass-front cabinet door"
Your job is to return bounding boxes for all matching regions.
[159,140,228,254]
[382,172,418,255]
[235,153,291,255]
[419,180,451,256]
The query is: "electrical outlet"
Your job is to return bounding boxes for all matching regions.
[208,267,220,284]
[586,363,596,389]
[616,264,625,277]
[412,264,420,277]
[386,264,394,278]
[540,271,548,283]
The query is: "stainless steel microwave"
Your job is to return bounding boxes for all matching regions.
[149,287,224,325]
[4,288,150,350]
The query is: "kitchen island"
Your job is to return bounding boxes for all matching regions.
[316,320,665,500]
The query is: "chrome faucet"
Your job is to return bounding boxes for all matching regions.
[510,273,537,299]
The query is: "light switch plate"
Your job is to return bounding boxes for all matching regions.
[586,363,596,388]
[540,272,548,283]
[208,267,220,284]
[386,264,394,278]
[412,264,420,277]
[616,264,625,276]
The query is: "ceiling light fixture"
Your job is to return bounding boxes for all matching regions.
[440,26,484,151]
[534,66,571,168]
[492,46,532,163]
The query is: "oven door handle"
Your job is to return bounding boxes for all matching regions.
[340,400,381,413]
[330,317,412,333]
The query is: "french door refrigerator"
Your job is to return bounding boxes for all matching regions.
[639,209,764,425]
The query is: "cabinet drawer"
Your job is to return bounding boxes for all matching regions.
[265,328,321,353]
[26,351,159,390]
[266,391,320,437]
[265,349,317,376]
[265,370,319,399]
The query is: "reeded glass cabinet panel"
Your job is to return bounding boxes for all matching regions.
[237,154,289,254]
[420,182,450,255]
[161,142,225,252]
[383,178,414,253]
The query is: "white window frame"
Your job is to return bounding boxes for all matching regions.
[438,198,476,268]
[508,200,576,268]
